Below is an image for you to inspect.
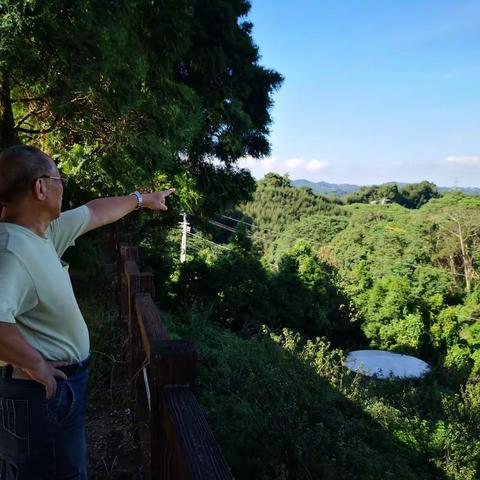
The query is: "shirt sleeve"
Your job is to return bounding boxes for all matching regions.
[46,205,91,257]
[0,252,37,324]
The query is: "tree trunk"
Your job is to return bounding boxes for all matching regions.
[448,255,456,284]
[0,74,19,149]
[456,218,472,294]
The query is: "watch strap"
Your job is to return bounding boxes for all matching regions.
[130,191,144,210]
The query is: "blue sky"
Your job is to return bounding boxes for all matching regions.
[239,0,480,187]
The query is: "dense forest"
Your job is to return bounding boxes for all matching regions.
[146,173,480,479]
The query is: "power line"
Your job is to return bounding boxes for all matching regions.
[219,214,259,228]
[186,237,213,250]
[191,212,284,237]
[185,240,204,251]
[218,214,301,240]
[187,231,231,251]
[217,214,316,243]
[179,213,231,261]
[186,242,224,257]
[218,214,274,233]
[208,219,238,233]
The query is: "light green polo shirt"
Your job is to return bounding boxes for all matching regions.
[0,206,91,366]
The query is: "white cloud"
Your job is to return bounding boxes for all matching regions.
[237,155,276,169]
[306,159,329,172]
[284,157,305,170]
[283,157,329,174]
[236,155,330,180]
[236,156,279,178]
[263,156,277,168]
[236,156,255,168]
[444,155,480,166]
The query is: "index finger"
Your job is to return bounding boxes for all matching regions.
[53,369,68,381]
[45,379,56,400]
[49,361,69,367]
[163,188,176,197]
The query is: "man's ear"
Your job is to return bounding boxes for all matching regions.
[33,178,48,201]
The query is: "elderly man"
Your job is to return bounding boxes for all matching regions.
[0,145,175,479]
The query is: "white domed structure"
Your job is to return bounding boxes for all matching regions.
[346,350,430,379]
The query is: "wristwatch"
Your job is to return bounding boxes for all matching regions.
[130,191,144,210]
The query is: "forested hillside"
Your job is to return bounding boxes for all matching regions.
[239,175,480,371]
[154,173,480,479]
[292,178,480,197]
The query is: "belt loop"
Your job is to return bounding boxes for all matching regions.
[4,365,13,379]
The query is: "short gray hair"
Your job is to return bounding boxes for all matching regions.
[0,145,53,206]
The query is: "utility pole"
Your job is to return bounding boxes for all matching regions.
[179,213,190,263]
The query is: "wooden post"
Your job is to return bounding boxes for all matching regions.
[126,267,154,381]
[118,245,140,324]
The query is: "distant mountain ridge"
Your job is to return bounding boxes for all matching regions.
[292,179,480,196]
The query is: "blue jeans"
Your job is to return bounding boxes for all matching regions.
[0,370,88,480]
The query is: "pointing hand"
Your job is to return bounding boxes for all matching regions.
[143,188,176,211]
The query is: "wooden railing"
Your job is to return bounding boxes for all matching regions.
[118,244,234,480]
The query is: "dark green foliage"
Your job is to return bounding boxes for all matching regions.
[164,233,360,346]
[236,181,480,373]
[239,174,344,257]
[400,181,440,208]
[161,311,463,479]
[0,0,282,214]
[344,181,439,208]
[261,172,292,188]
[169,249,271,332]
[271,214,349,264]
[270,241,351,338]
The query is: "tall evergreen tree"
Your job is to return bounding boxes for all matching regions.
[0,0,282,211]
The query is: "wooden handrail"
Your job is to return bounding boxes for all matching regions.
[135,293,170,357]
[118,243,233,480]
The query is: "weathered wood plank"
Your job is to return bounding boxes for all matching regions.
[153,341,197,393]
[120,244,140,264]
[135,293,170,359]
[127,271,154,327]
[161,387,234,480]
[149,342,198,479]
[131,330,152,480]
[124,259,141,277]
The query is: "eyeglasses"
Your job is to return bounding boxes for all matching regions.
[37,175,69,187]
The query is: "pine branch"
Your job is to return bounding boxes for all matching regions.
[11,96,46,104]
[16,117,58,134]
[14,107,48,129]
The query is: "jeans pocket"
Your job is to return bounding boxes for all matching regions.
[61,381,76,424]
[47,381,75,425]
[0,398,29,459]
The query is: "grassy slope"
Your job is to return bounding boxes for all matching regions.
[161,309,447,480]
